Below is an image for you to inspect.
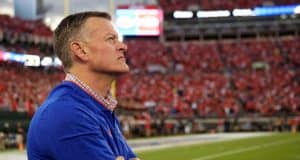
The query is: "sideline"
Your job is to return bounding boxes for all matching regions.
[131,132,272,152]
[192,139,296,160]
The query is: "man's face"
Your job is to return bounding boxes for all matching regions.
[80,17,129,75]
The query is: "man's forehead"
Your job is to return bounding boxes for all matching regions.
[84,17,118,35]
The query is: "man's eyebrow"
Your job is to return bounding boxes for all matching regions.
[105,33,118,38]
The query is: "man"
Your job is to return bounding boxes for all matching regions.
[27,11,139,160]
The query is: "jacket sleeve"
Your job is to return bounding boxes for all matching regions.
[115,116,138,159]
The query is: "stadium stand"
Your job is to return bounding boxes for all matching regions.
[0,15,299,118]
[0,14,53,56]
[0,6,300,147]
[118,37,300,119]
[0,61,63,116]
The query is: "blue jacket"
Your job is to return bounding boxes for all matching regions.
[27,81,137,160]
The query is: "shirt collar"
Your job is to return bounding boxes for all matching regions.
[64,73,117,112]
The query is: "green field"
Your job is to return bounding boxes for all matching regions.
[137,133,300,160]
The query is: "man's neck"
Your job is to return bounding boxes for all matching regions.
[68,68,114,98]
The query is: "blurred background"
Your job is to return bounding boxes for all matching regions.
[0,0,300,159]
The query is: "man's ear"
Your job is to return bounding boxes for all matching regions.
[69,41,89,62]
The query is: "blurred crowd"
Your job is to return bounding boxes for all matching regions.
[0,14,300,140]
[0,62,64,117]
[0,15,53,56]
[0,14,300,119]
[118,37,300,119]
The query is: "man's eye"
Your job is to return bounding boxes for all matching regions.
[106,37,116,43]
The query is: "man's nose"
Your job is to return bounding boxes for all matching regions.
[118,41,128,53]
